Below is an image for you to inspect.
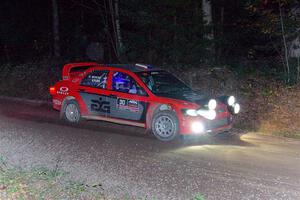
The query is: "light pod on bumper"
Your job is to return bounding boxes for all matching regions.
[233,103,240,114]
[227,96,235,106]
[208,99,217,110]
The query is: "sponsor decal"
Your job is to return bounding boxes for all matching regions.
[57,87,69,95]
[91,97,110,113]
[52,99,62,105]
[117,98,139,112]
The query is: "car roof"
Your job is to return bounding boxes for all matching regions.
[104,63,161,73]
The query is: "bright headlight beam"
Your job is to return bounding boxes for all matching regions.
[191,122,205,134]
[207,110,216,120]
[234,103,240,114]
[208,99,217,110]
[228,96,235,106]
[186,109,198,116]
[197,109,216,120]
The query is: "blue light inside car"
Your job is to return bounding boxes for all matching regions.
[114,77,126,83]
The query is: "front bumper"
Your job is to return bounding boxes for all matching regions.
[180,115,233,135]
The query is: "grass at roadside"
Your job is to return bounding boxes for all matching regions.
[0,155,104,200]
[192,193,205,200]
[0,155,207,200]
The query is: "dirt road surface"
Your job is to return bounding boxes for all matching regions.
[0,98,299,199]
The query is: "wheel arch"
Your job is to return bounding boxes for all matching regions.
[60,96,77,118]
[146,103,178,130]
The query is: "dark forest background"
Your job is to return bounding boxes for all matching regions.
[0,0,300,136]
[0,0,299,84]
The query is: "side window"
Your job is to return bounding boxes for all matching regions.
[112,72,146,95]
[81,70,108,89]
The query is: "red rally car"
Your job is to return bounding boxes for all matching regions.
[50,62,240,141]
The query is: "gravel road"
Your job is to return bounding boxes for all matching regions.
[0,98,299,199]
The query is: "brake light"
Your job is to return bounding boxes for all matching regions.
[49,86,56,95]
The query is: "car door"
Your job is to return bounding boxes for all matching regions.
[106,71,148,122]
[79,69,111,117]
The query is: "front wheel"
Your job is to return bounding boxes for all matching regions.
[61,99,81,123]
[151,110,179,142]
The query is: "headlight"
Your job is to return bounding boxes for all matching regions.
[197,109,216,120]
[234,103,240,114]
[206,110,216,120]
[191,122,205,134]
[208,99,217,110]
[227,96,235,106]
[186,109,198,116]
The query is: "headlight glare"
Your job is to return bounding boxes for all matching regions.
[191,122,205,134]
[207,110,216,120]
[228,96,235,106]
[208,99,217,110]
[186,109,198,116]
[197,109,216,120]
[234,103,240,114]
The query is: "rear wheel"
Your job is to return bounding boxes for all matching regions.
[151,111,179,142]
[61,100,81,123]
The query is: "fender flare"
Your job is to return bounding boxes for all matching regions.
[60,96,76,118]
[146,103,177,129]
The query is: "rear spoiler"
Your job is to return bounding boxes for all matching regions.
[62,62,100,80]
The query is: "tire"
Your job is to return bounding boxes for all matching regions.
[151,110,179,142]
[61,99,81,123]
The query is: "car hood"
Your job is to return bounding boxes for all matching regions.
[156,91,210,106]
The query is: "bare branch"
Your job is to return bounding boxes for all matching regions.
[70,0,95,11]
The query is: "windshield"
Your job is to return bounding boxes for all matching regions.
[136,71,192,95]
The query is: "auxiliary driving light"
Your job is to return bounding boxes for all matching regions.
[191,122,205,134]
[234,103,240,114]
[208,99,217,110]
[227,96,235,106]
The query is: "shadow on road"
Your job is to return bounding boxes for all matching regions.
[1,100,255,151]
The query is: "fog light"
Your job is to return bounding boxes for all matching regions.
[191,122,205,134]
[234,103,240,114]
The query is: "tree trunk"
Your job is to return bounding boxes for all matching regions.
[279,4,290,83]
[114,0,123,58]
[297,56,300,82]
[202,0,213,40]
[52,0,60,58]
[202,0,215,62]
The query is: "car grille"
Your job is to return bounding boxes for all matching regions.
[206,117,229,130]
[217,107,226,113]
